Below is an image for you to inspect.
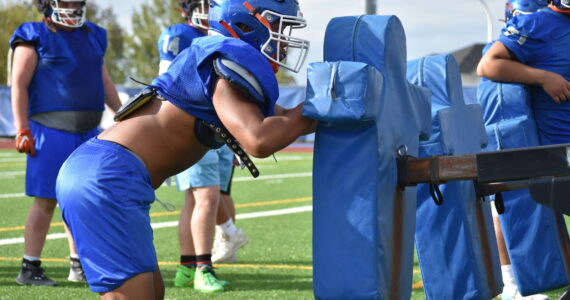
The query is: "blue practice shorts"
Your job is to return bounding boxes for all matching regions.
[26,120,100,199]
[56,138,157,293]
[175,145,234,192]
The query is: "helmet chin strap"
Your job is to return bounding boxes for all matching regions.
[550,3,570,13]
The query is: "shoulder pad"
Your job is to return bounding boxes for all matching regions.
[214,57,264,103]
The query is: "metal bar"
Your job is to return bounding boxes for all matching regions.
[400,144,570,187]
[403,155,477,185]
[476,144,570,183]
[475,180,529,196]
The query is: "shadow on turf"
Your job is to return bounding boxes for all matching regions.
[0,266,88,288]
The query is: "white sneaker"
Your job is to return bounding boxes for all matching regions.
[503,284,550,300]
[516,293,549,300]
[212,228,248,263]
[67,257,86,282]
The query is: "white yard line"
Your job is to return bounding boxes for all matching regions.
[0,171,25,177]
[0,193,26,199]
[1,172,313,199]
[0,205,313,246]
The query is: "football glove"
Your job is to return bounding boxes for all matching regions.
[15,129,35,157]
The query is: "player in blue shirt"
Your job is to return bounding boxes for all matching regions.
[478,0,570,146]
[55,0,313,298]
[9,0,121,287]
[157,1,249,292]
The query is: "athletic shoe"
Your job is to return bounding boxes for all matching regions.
[67,257,86,282]
[557,287,570,300]
[16,261,57,286]
[174,265,195,287]
[194,266,226,293]
[515,293,549,300]
[502,285,550,300]
[212,228,249,263]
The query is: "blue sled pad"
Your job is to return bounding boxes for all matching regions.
[305,15,431,300]
[407,54,502,300]
[478,79,570,295]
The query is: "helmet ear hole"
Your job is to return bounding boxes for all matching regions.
[237,23,254,33]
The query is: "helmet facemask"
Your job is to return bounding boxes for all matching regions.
[190,1,209,30]
[49,0,86,28]
[259,10,309,73]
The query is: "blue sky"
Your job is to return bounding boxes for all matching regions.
[8,0,507,83]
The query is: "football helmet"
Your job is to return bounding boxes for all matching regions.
[550,0,570,13]
[179,0,209,30]
[209,0,309,73]
[505,0,548,21]
[36,0,86,28]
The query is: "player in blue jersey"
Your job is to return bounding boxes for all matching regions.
[55,0,313,298]
[9,0,121,287]
[478,0,570,146]
[157,1,249,291]
[478,1,569,298]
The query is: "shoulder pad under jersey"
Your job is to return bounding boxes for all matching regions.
[214,57,266,103]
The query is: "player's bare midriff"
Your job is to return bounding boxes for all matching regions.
[98,97,210,189]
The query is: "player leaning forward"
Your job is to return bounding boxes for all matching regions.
[55,0,313,298]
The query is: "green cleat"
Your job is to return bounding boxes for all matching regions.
[174,265,195,287]
[194,266,227,293]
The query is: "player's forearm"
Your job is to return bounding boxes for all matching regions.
[243,104,315,158]
[102,65,122,113]
[477,57,548,86]
[11,84,30,130]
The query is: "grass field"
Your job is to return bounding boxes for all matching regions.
[0,148,567,299]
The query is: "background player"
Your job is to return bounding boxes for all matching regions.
[478,1,570,297]
[10,0,121,286]
[157,0,248,291]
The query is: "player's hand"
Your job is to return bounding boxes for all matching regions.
[541,71,570,104]
[15,129,35,157]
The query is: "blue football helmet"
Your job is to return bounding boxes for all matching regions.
[209,0,310,73]
[550,0,570,13]
[36,0,87,28]
[179,0,209,30]
[505,0,548,21]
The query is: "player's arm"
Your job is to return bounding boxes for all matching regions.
[213,78,316,158]
[477,41,570,103]
[11,44,37,156]
[102,63,121,113]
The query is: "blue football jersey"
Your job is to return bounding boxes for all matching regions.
[499,8,570,111]
[151,35,279,126]
[10,22,107,115]
[498,8,570,143]
[157,24,204,62]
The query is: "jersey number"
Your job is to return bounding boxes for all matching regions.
[162,35,180,56]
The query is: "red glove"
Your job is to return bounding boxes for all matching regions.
[15,129,35,157]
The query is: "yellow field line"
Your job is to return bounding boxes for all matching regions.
[0,163,25,168]
[0,198,313,232]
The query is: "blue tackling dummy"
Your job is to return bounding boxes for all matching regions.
[408,54,502,300]
[304,15,431,300]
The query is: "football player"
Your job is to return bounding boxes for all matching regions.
[10,0,121,287]
[55,0,313,298]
